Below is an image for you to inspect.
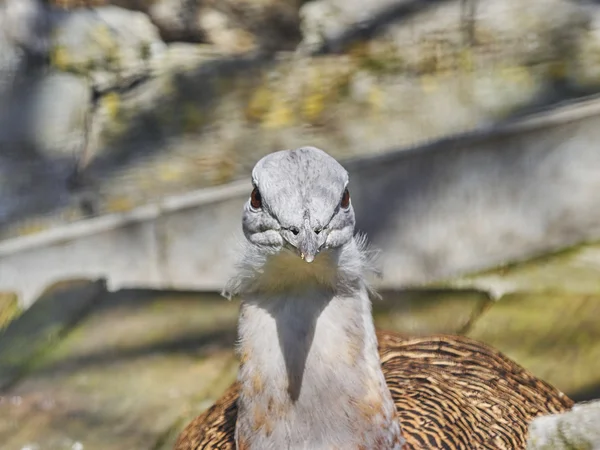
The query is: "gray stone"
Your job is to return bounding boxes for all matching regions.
[25,72,91,159]
[50,5,166,92]
[299,0,401,52]
[48,0,303,52]
[145,0,204,43]
[299,0,592,83]
[441,243,600,298]
[0,34,26,109]
[0,0,51,125]
[0,0,50,56]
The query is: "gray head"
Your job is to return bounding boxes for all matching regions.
[242,147,356,263]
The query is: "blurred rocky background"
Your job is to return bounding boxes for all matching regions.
[1,0,600,449]
[4,0,600,237]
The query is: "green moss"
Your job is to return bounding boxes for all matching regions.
[139,42,152,61]
[468,292,600,394]
[182,103,207,133]
[0,293,21,330]
[373,288,492,336]
[351,41,406,75]
[50,45,71,71]
[245,84,275,123]
[101,92,122,121]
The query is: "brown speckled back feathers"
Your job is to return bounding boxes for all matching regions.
[174,331,573,450]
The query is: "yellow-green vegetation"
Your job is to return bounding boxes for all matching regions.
[50,45,72,72]
[105,196,135,213]
[14,221,48,237]
[0,293,21,330]
[182,103,207,133]
[468,292,600,395]
[244,58,355,128]
[300,63,354,123]
[98,90,128,139]
[425,241,600,398]
[245,82,276,123]
[49,41,101,76]
[348,40,406,75]
[101,91,121,121]
[373,289,492,336]
[139,42,152,62]
[90,23,121,68]
[568,27,600,89]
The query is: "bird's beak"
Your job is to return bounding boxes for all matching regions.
[298,226,319,263]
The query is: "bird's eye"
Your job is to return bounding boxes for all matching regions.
[250,187,262,209]
[341,188,350,209]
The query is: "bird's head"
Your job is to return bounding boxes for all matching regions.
[242,146,355,263]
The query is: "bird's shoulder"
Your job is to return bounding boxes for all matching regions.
[377,330,573,449]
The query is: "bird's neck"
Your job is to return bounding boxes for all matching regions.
[233,243,404,450]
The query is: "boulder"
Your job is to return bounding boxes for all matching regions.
[23,72,91,159]
[0,0,50,57]
[49,5,166,92]
[48,0,304,52]
[299,0,598,92]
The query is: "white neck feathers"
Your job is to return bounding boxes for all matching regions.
[230,238,405,450]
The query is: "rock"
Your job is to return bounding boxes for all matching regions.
[466,292,600,397]
[49,5,166,92]
[9,0,600,240]
[527,400,600,449]
[0,32,26,105]
[299,0,589,79]
[0,0,51,57]
[441,242,600,298]
[0,0,51,110]
[0,71,90,231]
[196,6,256,53]
[299,0,401,52]
[374,288,491,335]
[568,6,600,90]
[196,0,304,52]
[0,46,580,236]
[48,0,304,52]
[50,0,147,9]
[23,72,91,159]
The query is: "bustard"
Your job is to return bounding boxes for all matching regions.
[175,146,573,450]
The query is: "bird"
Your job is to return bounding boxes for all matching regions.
[174,146,574,450]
